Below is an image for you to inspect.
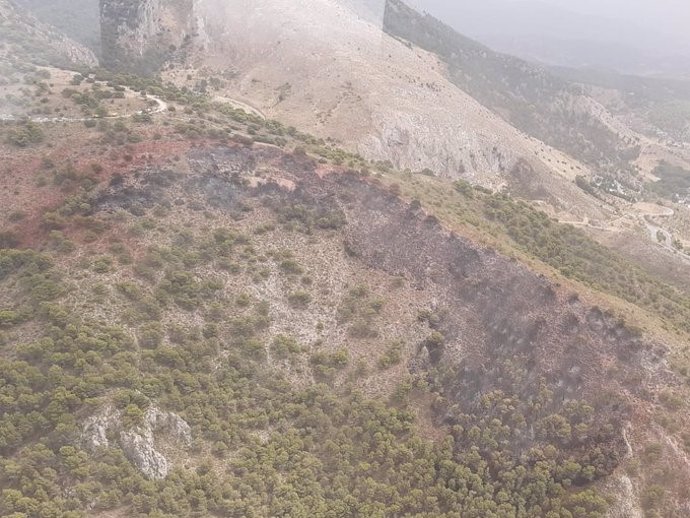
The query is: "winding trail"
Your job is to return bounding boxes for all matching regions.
[560,202,690,260]
[0,92,167,124]
[1,65,265,124]
[213,95,266,120]
[1,89,265,125]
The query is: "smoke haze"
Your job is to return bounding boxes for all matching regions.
[410,0,690,76]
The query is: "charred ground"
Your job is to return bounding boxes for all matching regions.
[2,95,690,514]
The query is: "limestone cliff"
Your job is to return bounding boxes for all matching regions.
[100,0,196,74]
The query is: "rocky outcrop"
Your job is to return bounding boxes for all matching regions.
[145,407,193,445]
[81,405,191,479]
[119,429,170,480]
[120,408,192,479]
[81,405,120,450]
[100,0,197,74]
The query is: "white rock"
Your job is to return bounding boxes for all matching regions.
[81,406,120,451]
[81,405,192,480]
[120,429,171,480]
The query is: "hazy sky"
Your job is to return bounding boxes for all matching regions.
[545,0,690,38]
[548,0,690,20]
[407,0,690,74]
[413,0,690,50]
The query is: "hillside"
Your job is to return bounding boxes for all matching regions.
[1,1,690,517]
[380,0,690,302]
[0,0,97,68]
[1,65,690,515]
[113,0,613,223]
[97,0,690,218]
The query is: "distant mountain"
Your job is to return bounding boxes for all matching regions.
[409,0,690,78]
[551,65,690,142]
[12,0,101,54]
[383,0,641,178]
[0,0,97,67]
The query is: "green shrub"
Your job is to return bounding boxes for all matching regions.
[271,335,302,359]
[378,341,403,369]
[311,348,349,368]
[5,121,44,147]
[138,322,163,349]
[0,310,20,327]
[92,256,113,273]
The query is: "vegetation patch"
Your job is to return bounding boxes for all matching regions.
[647,161,690,201]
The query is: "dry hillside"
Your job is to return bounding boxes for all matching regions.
[1,70,690,514]
[1,1,690,516]
[155,0,611,220]
[0,0,97,67]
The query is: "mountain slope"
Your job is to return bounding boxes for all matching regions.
[100,0,196,75]
[1,2,690,516]
[0,0,97,68]
[1,93,690,514]
[383,0,640,180]
[95,0,690,289]
[12,0,101,54]
[148,0,613,221]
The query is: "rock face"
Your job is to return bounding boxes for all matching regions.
[0,0,98,67]
[81,405,119,450]
[120,408,192,479]
[100,0,196,74]
[81,405,191,480]
[119,429,170,480]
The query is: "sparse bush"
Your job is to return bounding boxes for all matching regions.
[271,335,302,359]
[642,485,665,511]
[378,341,403,369]
[287,290,312,308]
[92,256,113,273]
[0,310,20,327]
[5,121,44,147]
[280,259,303,275]
[0,232,19,249]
